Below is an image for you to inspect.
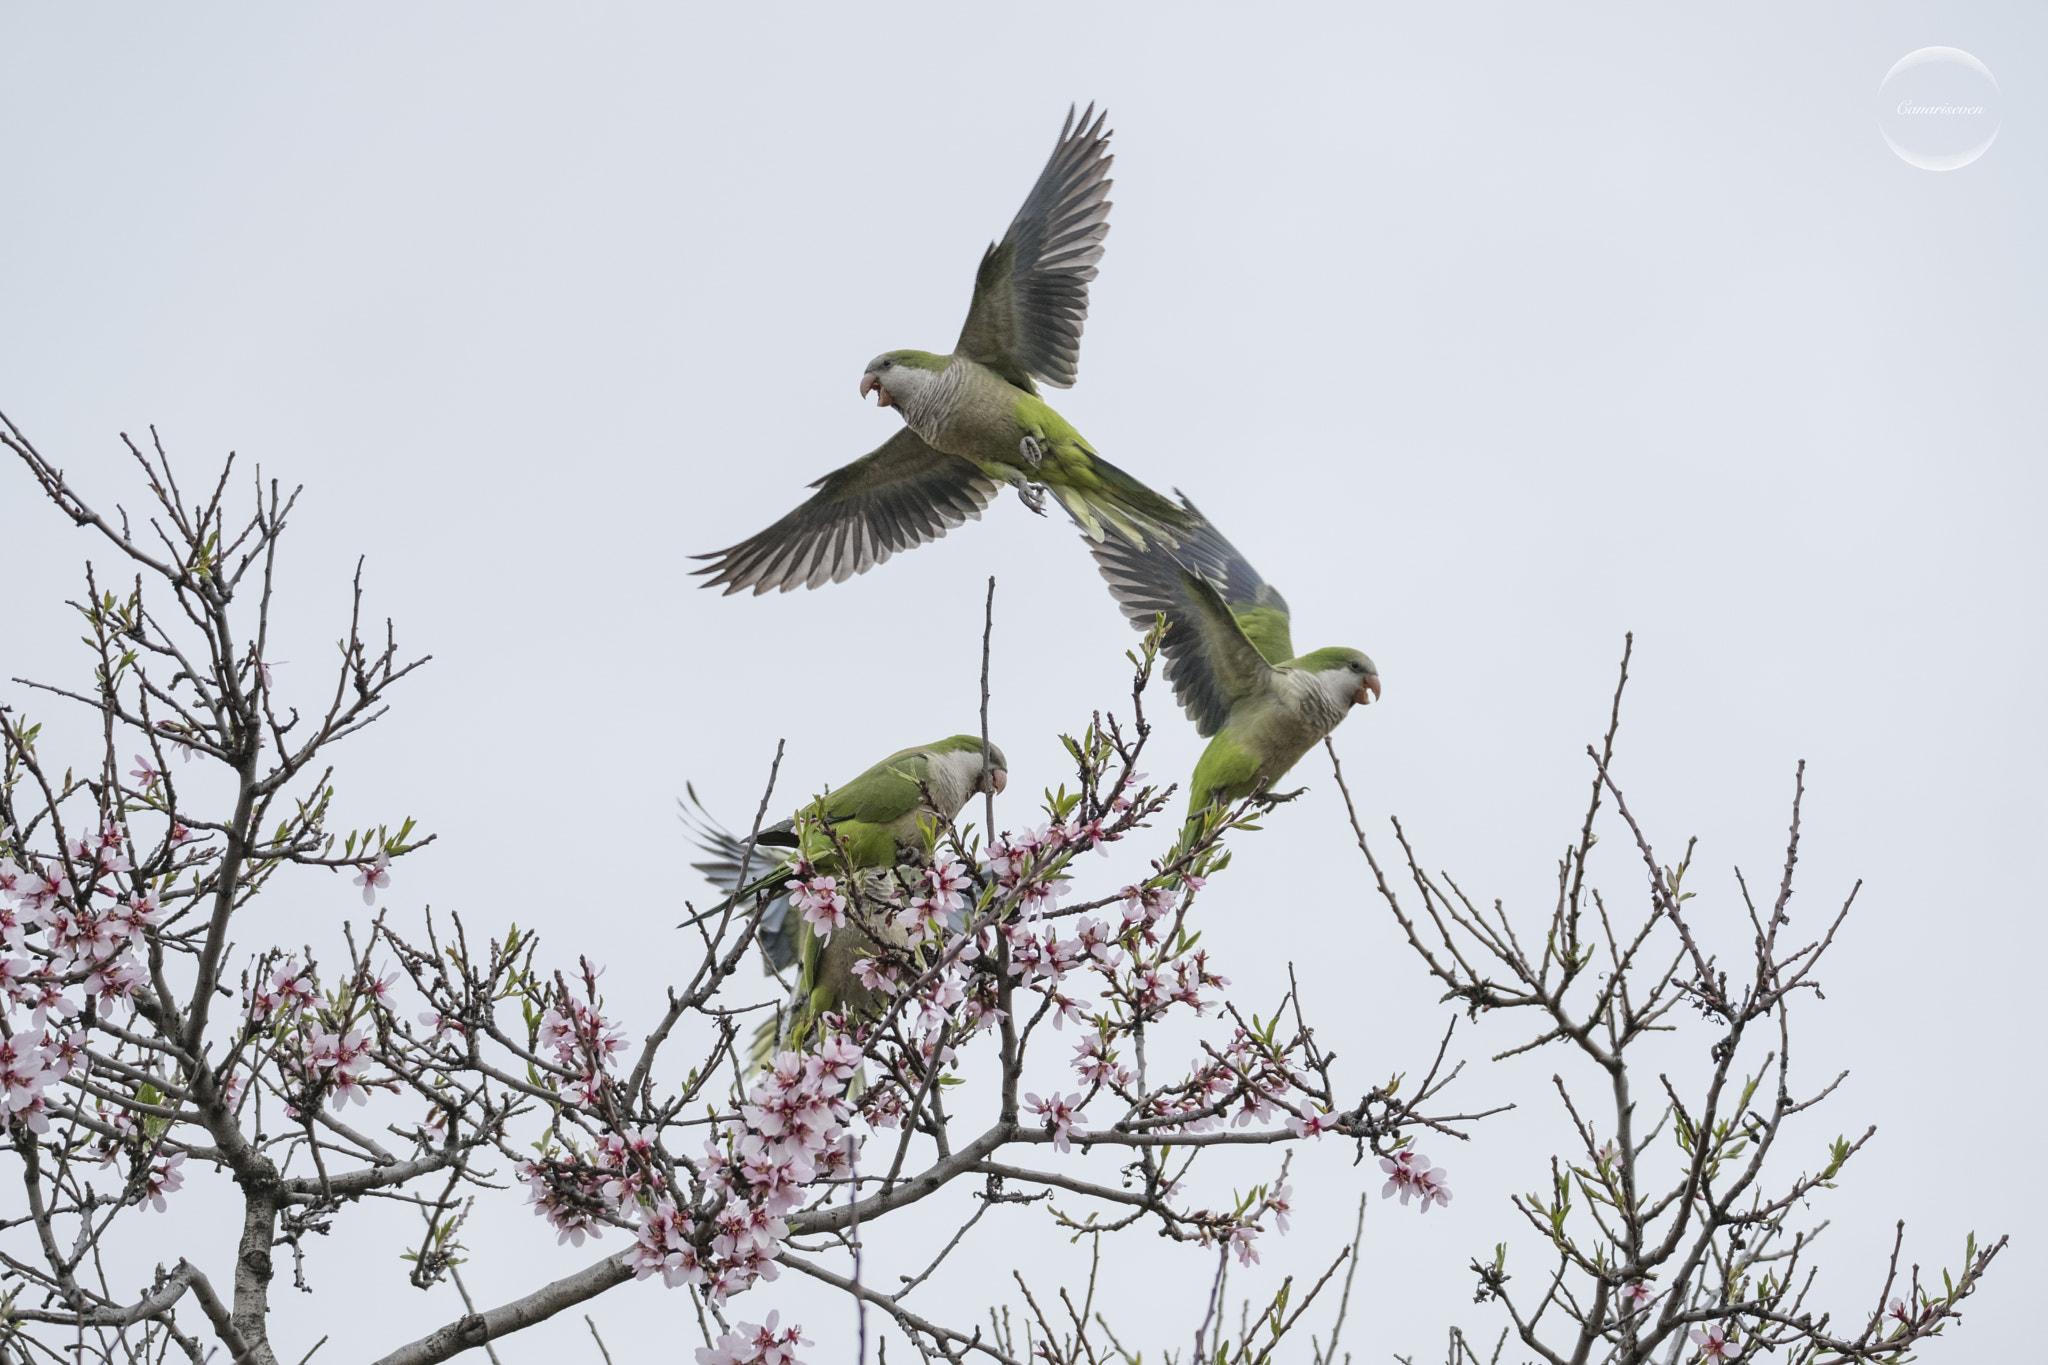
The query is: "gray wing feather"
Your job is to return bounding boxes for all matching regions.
[693,429,1002,595]
[954,104,1113,390]
[1085,494,1291,736]
[679,790,802,973]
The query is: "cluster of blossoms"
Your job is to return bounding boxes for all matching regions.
[245,957,320,1023]
[2,825,160,1016]
[1023,1089,1090,1152]
[695,1312,809,1365]
[1152,1023,1301,1134]
[787,873,847,939]
[629,1035,859,1305]
[512,955,843,1323]
[2,829,197,1218]
[518,970,639,1245]
[513,775,1434,1353]
[1379,1148,1453,1211]
[986,823,1081,915]
[0,1012,83,1135]
[245,957,392,1116]
[535,966,630,1108]
[298,1020,376,1111]
[1,833,157,1133]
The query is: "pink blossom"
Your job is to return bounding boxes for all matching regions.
[787,876,847,941]
[419,1009,466,1046]
[0,1031,60,1130]
[86,955,148,1008]
[1619,1281,1653,1311]
[630,1198,707,1288]
[1381,1148,1441,1206]
[17,868,70,916]
[1267,1183,1294,1234]
[1688,1324,1740,1361]
[1229,1223,1261,1266]
[1119,883,1175,927]
[695,1312,810,1365]
[157,722,197,763]
[129,754,162,790]
[1072,1035,1128,1087]
[140,1153,185,1212]
[1024,1091,1089,1153]
[1048,992,1087,1031]
[850,956,898,995]
[1287,1110,1335,1138]
[1072,917,1124,968]
[897,858,973,936]
[353,854,391,906]
[520,1159,607,1246]
[119,889,163,930]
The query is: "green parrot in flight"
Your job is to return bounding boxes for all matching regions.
[683,735,1008,1063]
[694,104,1200,596]
[1086,496,1380,823]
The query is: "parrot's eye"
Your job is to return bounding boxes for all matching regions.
[881,359,894,369]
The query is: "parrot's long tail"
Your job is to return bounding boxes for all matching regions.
[1051,454,1204,551]
[678,863,793,930]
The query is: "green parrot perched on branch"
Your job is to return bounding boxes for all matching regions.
[682,736,1008,1065]
[1085,496,1380,825]
[694,104,1200,596]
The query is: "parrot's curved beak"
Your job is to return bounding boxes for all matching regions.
[860,373,891,408]
[988,768,1008,795]
[1355,675,1382,707]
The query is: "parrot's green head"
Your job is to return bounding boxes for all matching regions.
[1296,647,1382,711]
[860,350,951,413]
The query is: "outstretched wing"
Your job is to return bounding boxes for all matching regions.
[679,789,802,972]
[692,429,1002,595]
[953,104,1113,392]
[1086,495,1292,736]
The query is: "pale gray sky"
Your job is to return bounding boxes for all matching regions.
[2,4,2042,1360]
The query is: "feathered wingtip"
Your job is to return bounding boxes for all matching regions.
[674,785,802,971]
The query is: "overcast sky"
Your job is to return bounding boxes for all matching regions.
[2,4,2042,1361]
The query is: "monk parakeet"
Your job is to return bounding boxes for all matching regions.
[694,104,1200,596]
[1087,496,1380,821]
[682,736,1008,1063]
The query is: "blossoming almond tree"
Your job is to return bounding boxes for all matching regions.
[0,418,1486,1365]
[0,417,2005,1365]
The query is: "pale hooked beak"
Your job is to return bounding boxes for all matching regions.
[1355,675,1382,707]
[987,768,1009,795]
[860,373,892,408]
